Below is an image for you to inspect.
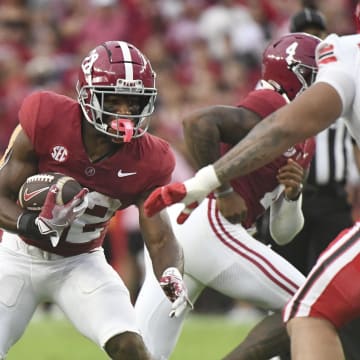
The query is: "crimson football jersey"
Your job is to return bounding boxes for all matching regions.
[18,91,175,255]
[221,89,315,229]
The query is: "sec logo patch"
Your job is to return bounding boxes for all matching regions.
[51,146,69,162]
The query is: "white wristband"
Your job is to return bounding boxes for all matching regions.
[185,165,221,194]
[161,267,182,280]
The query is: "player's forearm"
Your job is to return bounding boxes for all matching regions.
[150,240,184,280]
[0,197,48,241]
[269,194,304,245]
[213,113,297,183]
[0,196,24,232]
[213,83,341,183]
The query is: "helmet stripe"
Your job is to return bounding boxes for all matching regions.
[118,41,133,80]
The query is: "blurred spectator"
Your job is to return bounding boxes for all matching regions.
[218,55,259,103]
[0,3,32,61]
[0,46,30,153]
[317,0,356,35]
[122,0,157,48]
[197,0,255,61]
[74,0,130,55]
[56,0,90,54]
[162,0,205,58]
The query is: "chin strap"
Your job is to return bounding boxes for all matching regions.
[110,119,134,142]
[256,80,291,103]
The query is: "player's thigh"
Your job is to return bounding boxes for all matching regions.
[284,223,360,328]
[168,201,305,309]
[55,249,139,348]
[0,245,38,355]
[166,200,234,284]
[207,234,305,309]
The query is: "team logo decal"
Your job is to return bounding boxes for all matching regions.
[81,50,99,85]
[24,187,50,201]
[117,169,136,178]
[283,147,296,157]
[85,167,96,176]
[51,146,68,162]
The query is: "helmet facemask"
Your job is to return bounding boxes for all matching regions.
[78,81,156,142]
[76,41,157,143]
[289,62,318,97]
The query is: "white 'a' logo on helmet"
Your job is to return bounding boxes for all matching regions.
[81,51,99,85]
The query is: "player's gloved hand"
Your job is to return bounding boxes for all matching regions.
[144,165,221,224]
[160,267,193,318]
[35,185,89,247]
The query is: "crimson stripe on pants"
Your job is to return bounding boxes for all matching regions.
[207,198,298,296]
[285,223,360,327]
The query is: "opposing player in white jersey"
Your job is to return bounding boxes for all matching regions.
[0,41,190,360]
[136,33,319,360]
[143,32,360,359]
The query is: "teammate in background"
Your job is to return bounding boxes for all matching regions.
[0,41,190,360]
[143,28,360,360]
[136,32,319,360]
[258,8,360,359]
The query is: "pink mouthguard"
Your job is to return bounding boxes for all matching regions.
[110,119,134,142]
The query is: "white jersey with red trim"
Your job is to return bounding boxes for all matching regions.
[280,34,360,331]
[315,33,360,145]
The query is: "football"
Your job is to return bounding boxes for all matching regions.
[18,172,83,211]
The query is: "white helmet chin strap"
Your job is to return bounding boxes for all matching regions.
[256,80,291,103]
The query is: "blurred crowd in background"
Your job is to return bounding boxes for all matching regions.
[0,0,359,316]
[1,0,357,155]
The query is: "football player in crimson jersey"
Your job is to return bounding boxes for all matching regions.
[142,29,360,360]
[0,41,190,360]
[136,33,319,360]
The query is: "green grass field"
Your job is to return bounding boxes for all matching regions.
[7,314,253,360]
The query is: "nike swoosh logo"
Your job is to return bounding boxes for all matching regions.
[117,170,137,178]
[24,187,50,201]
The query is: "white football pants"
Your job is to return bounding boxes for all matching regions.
[135,199,305,360]
[0,233,140,358]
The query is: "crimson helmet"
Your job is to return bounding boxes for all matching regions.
[76,41,157,141]
[355,2,360,33]
[262,32,320,100]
